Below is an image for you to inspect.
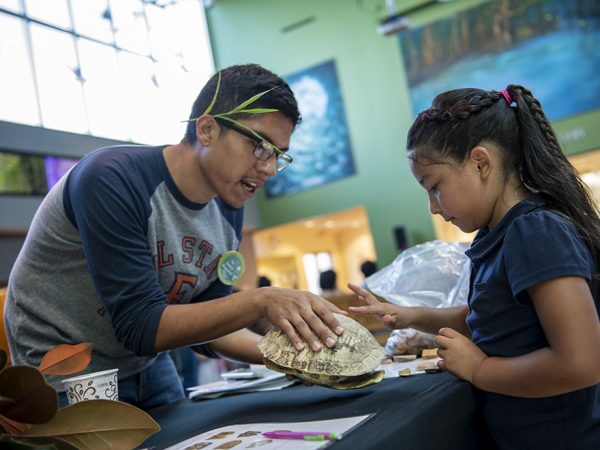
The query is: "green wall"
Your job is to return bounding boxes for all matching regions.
[206,0,600,266]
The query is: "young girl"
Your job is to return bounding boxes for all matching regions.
[349,85,600,449]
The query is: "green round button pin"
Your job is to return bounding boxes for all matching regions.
[217,251,245,285]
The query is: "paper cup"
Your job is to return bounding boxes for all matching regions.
[62,368,119,405]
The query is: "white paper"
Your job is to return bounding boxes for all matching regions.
[163,414,373,450]
[190,378,297,400]
[187,369,294,400]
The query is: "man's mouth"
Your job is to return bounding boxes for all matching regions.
[241,180,258,194]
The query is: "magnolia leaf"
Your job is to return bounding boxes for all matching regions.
[0,414,30,434]
[226,87,276,114]
[38,343,93,376]
[202,70,221,116]
[0,349,7,371]
[21,400,160,450]
[0,366,57,424]
[0,434,77,449]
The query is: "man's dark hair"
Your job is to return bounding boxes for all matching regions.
[360,260,377,278]
[319,269,337,291]
[183,64,301,144]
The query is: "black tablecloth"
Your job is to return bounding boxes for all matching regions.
[141,372,493,450]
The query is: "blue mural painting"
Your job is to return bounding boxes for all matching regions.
[265,60,355,198]
[399,0,600,121]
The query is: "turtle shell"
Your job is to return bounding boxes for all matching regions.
[258,313,386,389]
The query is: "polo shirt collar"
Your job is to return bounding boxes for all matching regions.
[466,193,546,263]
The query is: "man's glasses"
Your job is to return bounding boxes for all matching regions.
[214,117,293,172]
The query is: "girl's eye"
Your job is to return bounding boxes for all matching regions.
[429,184,438,194]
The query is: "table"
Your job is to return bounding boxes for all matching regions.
[141,372,495,450]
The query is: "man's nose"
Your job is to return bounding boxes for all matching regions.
[257,154,277,177]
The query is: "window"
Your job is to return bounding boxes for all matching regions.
[0,0,21,13]
[0,14,39,125]
[30,23,88,134]
[26,0,71,29]
[0,0,214,144]
[71,0,114,43]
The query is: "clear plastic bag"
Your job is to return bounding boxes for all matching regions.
[365,240,471,355]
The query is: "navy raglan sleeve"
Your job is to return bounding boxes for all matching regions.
[64,149,167,356]
[504,211,594,302]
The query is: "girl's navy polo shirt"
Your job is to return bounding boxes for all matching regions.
[465,194,600,449]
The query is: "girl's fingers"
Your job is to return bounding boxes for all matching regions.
[347,283,377,301]
[348,305,381,315]
[348,284,383,311]
[434,334,452,349]
[438,327,460,338]
[347,282,365,293]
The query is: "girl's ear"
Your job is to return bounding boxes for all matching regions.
[469,146,492,177]
[196,115,218,146]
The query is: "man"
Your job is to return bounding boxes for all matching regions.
[5,64,344,409]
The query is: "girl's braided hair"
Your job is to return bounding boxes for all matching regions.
[407,85,600,269]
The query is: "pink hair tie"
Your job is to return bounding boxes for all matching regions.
[499,89,513,106]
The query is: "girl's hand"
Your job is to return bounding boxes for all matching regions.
[435,327,487,383]
[347,283,409,329]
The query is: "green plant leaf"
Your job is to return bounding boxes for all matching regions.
[181,79,279,125]
[0,350,7,371]
[21,400,160,450]
[230,108,279,114]
[0,366,57,424]
[201,70,221,116]
[180,106,278,124]
[225,87,276,115]
[38,344,93,376]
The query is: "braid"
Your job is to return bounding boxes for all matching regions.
[407,84,600,271]
[445,91,498,120]
[416,108,454,122]
[510,85,562,155]
[414,91,502,126]
[508,84,600,270]
[407,88,516,165]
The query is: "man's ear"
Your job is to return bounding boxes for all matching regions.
[195,115,218,146]
[469,146,492,177]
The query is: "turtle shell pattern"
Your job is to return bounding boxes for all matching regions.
[258,313,387,389]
